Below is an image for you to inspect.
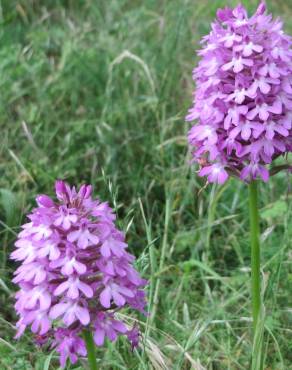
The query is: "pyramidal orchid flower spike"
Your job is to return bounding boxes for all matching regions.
[11,181,147,368]
[186,3,291,368]
[186,1,292,184]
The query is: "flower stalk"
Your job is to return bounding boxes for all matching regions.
[249,181,264,370]
[248,181,261,334]
[83,330,98,370]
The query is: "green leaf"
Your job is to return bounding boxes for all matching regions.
[0,189,18,226]
[261,200,288,221]
[43,351,55,370]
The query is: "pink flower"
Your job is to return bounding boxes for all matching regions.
[52,329,87,368]
[199,164,228,184]
[54,208,78,230]
[240,163,269,182]
[127,326,140,350]
[219,33,242,48]
[100,281,135,308]
[23,310,51,335]
[60,256,87,276]
[186,2,292,184]
[222,56,253,73]
[11,181,147,367]
[50,301,90,326]
[234,41,263,56]
[93,312,127,346]
[54,277,93,299]
[67,227,99,249]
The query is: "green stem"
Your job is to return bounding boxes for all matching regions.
[83,330,98,370]
[248,181,261,334]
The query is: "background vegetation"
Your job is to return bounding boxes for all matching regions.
[0,0,291,369]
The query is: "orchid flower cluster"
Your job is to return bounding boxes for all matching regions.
[11,181,147,367]
[186,2,292,184]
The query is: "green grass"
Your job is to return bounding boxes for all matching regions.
[0,0,291,369]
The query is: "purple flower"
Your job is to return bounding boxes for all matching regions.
[93,312,127,346]
[11,181,147,367]
[186,2,292,183]
[52,328,87,368]
[126,326,140,351]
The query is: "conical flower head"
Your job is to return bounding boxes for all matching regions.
[186,2,292,183]
[11,181,147,367]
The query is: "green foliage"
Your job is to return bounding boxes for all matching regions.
[0,189,18,226]
[0,0,291,369]
[261,199,289,222]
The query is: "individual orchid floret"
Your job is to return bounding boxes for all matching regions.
[186,1,292,183]
[11,181,147,367]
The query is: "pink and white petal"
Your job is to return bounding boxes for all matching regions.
[62,262,74,275]
[100,286,112,308]
[39,316,51,335]
[39,292,51,310]
[23,311,37,325]
[78,281,93,298]
[110,241,126,257]
[69,353,78,365]
[259,80,270,94]
[54,216,63,227]
[222,61,234,71]
[263,141,274,157]
[233,60,243,73]
[14,321,26,339]
[273,139,286,152]
[60,353,67,368]
[78,233,88,249]
[74,260,87,274]
[34,269,46,284]
[67,230,81,243]
[75,306,90,325]
[258,166,269,182]
[112,320,127,333]
[274,125,289,137]
[106,326,117,342]
[199,166,213,177]
[217,170,228,184]
[67,284,79,299]
[104,261,115,275]
[242,58,253,67]
[112,290,126,306]
[118,286,135,298]
[31,318,41,333]
[258,107,269,121]
[253,44,263,53]
[63,217,71,230]
[24,295,38,309]
[63,310,76,326]
[94,328,105,346]
[49,303,68,319]
[269,100,282,114]
[54,281,69,296]
[49,257,65,269]
[229,126,241,139]
[88,233,99,245]
[49,246,61,260]
[100,242,111,258]
[247,108,258,120]
[265,126,275,140]
[241,125,251,141]
[248,82,258,97]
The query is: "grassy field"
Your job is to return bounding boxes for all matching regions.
[0,0,291,369]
